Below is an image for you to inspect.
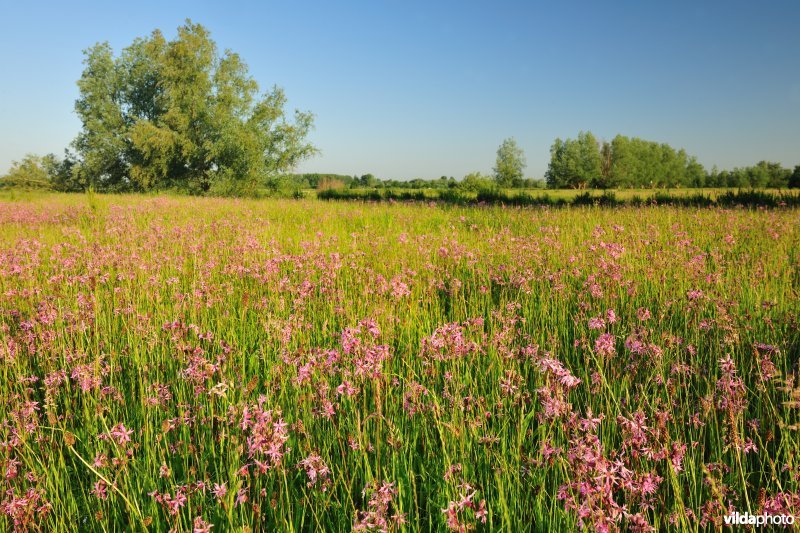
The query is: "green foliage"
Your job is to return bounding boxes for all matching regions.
[262,174,306,198]
[287,173,356,189]
[318,186,800,208]
[571,190,619,206]
[545,132,602,189]
[0,152,85,192]
[71,20,316,195]
[493,138,526,188]
[706,161,792,189]
[596,141,614,188]
[609,135,693,188]
[685,156,706,187]
[0,154,55,190]
[546,133,709,189]
[790,165,800,189]
[759,160,791,188]
[265,160,797,194]
[358,173,377,187]
[459,171,496,193]
[2,195,800,530]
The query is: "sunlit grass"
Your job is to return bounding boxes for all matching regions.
[0,193,798,531]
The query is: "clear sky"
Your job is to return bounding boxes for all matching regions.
[1,0,798,180]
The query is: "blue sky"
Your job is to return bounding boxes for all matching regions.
[1,0,798,179]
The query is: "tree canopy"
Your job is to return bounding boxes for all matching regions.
[790,165,800,189]
[0,154,55,190]
[546,132,710,189]
[68,20,316,195]
[705,161,792,188]
[493,138,527,188]
[545,132,602,189]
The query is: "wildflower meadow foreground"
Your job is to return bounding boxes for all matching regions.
[1,194,799,532]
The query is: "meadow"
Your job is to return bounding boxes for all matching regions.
[1,193,799,531]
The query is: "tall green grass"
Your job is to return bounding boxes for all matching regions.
[0,194,798,531]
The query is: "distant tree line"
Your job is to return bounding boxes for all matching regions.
[5,102,800,194]
[279,171,544,192]
[299,134,798,192]
[6,153,798,194]
[545,132,798,189]
[703,162,797,189]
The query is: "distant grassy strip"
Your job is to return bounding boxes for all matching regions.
[318,188,800,208]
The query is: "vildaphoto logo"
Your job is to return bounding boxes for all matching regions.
[723,511,795,527]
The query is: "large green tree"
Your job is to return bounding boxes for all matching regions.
[493,138,526,188]
[72,20,316,195]
[685,156,706,187]
[545,131,602,189]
